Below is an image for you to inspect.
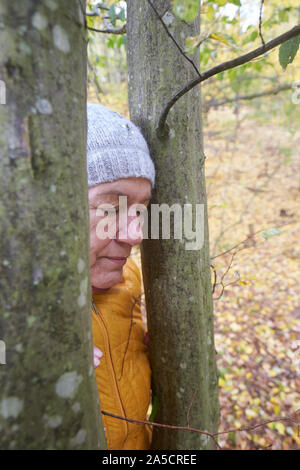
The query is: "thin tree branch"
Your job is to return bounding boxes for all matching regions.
[86,3,109,16]
[101,409,299,449]
[101,410,222,449]
[87,57,104,96]
[211,220,293,261]
[204,83,294,110]
[259,0,265,47]
[214,414,298,437]
[157,24,300,138]
[87,24,126,34]
[210,263,217,294]
[146,0,201,78]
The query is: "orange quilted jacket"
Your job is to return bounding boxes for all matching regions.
[91,257,152,450]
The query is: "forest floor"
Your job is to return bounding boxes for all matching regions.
[132,105,300,450]
[203,107,300,449]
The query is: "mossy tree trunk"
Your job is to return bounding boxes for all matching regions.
[0,0,106,449]
[127,0,220,450]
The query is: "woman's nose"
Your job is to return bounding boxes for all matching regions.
[116,212,143,246]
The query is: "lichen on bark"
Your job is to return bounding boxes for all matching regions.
[127,0,220,450]
[0,0,106,449]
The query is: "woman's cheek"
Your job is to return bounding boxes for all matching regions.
[90,228,112,265]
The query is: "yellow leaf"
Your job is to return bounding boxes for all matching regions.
[238,279,251,286]
[209,33,231,46]
[270,396,279,405]
[219,377,226,387]
[273,405,280,415]
[275,422,285,436]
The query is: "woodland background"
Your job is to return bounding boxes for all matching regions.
[86,0,300,449]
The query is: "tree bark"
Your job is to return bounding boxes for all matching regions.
[127,0,220,450]
[0,0,106,449]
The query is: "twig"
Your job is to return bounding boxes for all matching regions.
[204,83,294,110]
[213,248,243,300]
[101,410,222,449]
[157,24,300,138]
[101,409,298,449]
[86,3,109,16]
[211,263,217,294]
[211,218,294,261]
[215,415,298,437]
[211,228,264,261]
[146,0,201,78]
[87,24,126,34]
[259,0,265,47]
[88,57,104,96]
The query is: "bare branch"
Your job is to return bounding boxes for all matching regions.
[101,409,298,450]
[157,24,300,138]
[87,23,126,34]
[204,83,295,110]
[101,410,222,449]
[259,0,265,47]
[86,3,109,16]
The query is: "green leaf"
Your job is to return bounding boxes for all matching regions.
[229,0,241,5]
[262,228,282,240]
[228,68,237,83]
[149,395,159,422]
[172,0,200,22]
[94,54,108,67]
[117,35,125,48]
[217,71,224,81]
[279,37,300,70]
[107,36,116,49]
[200,48,212,66]
[109,5,116,26]
[212,0,227,5]
[278,7,292,23]
[206,5,215,21]
[243,30,258,45]
[117,7,126,22]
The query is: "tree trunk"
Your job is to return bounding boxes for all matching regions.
[0,0,106,449]
[127,0,220,450]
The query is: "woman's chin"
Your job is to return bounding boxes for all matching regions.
[91,268,123,291]
[92,286,111,293]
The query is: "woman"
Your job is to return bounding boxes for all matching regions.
[87,102,155,450]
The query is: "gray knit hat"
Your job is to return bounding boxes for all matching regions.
[87,102,155,188]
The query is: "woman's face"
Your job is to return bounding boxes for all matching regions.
[89,177,152,290]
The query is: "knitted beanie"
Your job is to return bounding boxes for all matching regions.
[87,102,155,188]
